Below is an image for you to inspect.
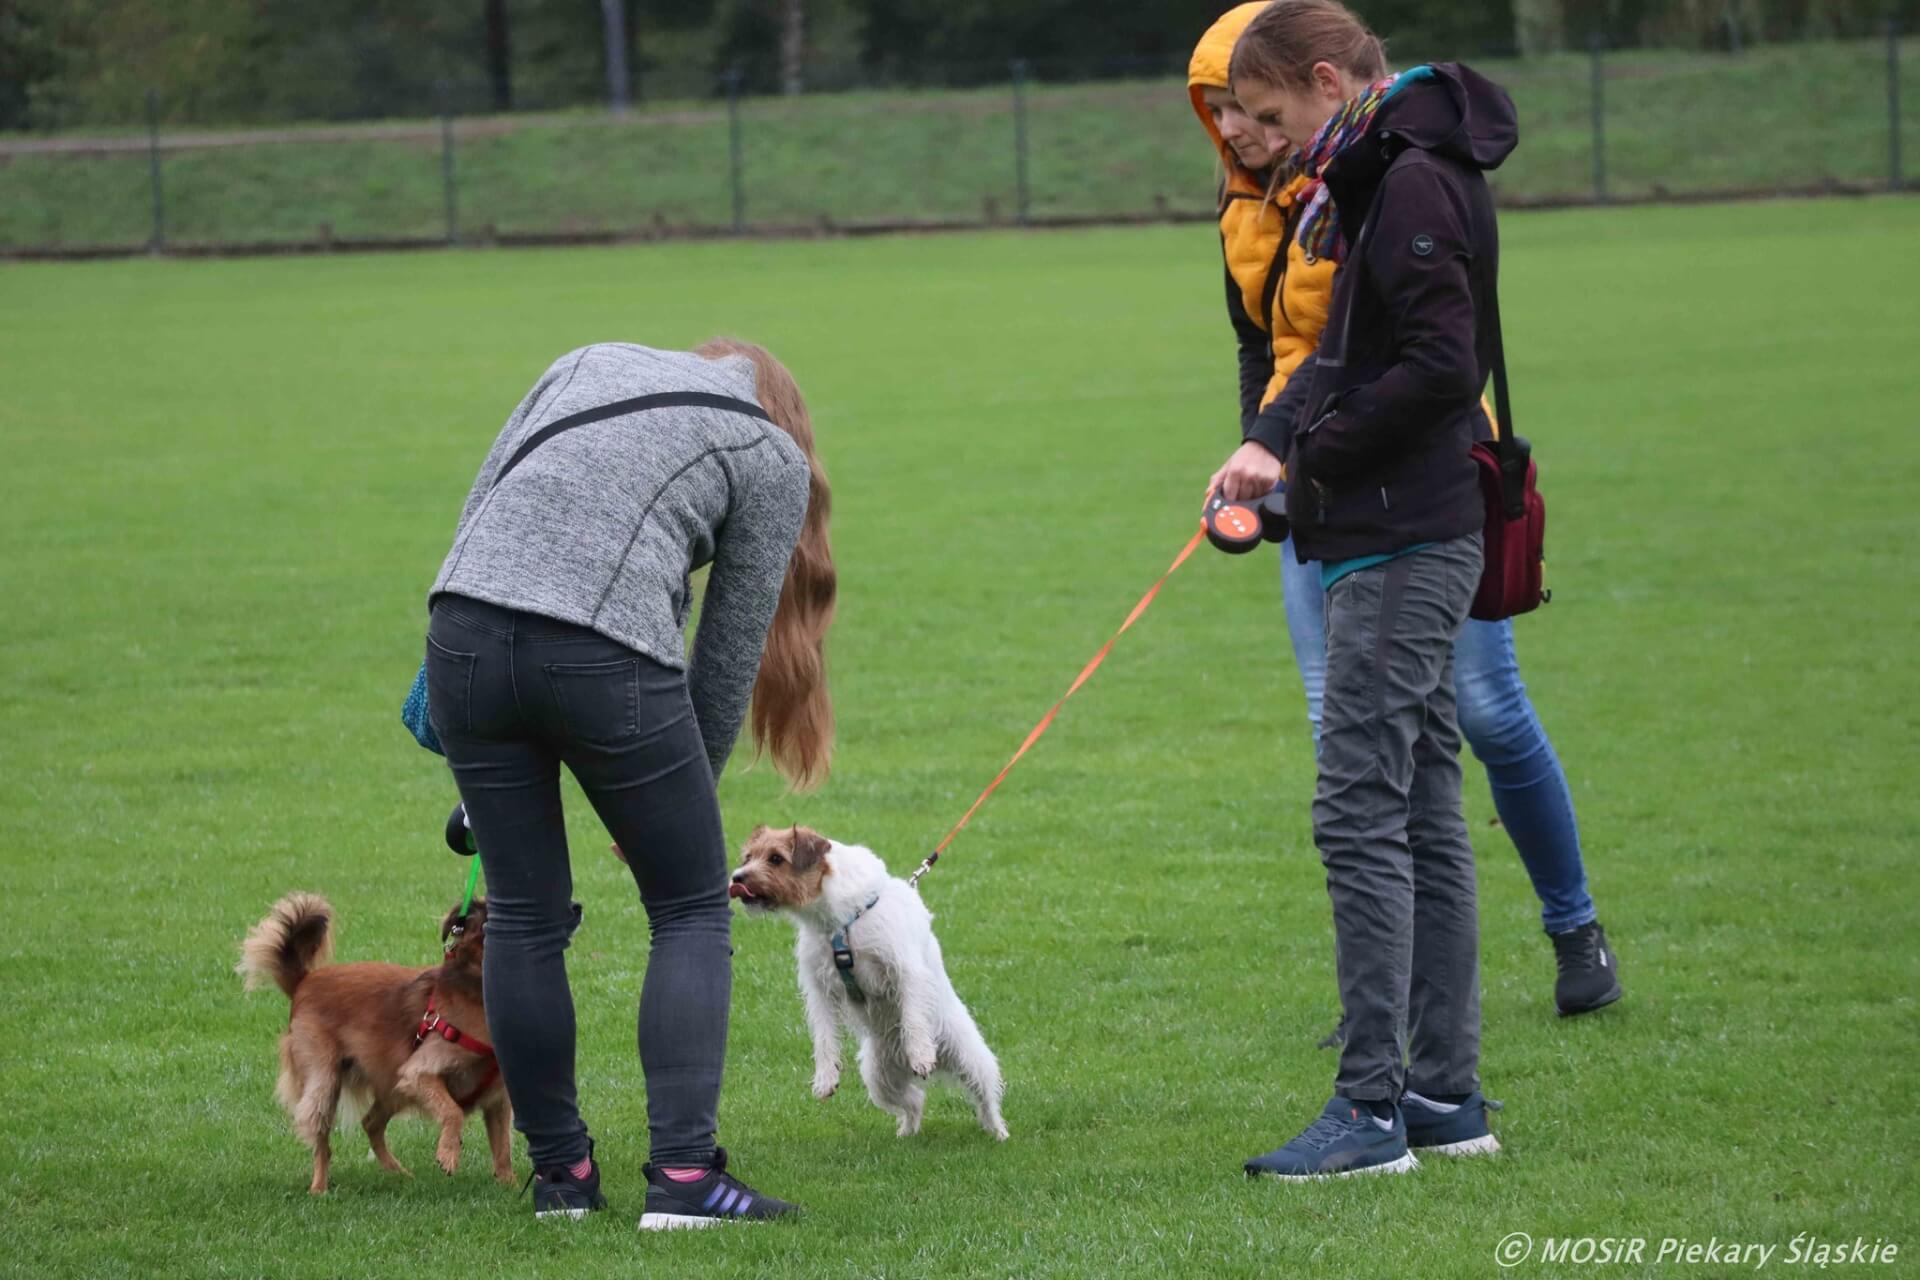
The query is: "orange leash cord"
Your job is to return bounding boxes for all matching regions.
[908,526,1208,890]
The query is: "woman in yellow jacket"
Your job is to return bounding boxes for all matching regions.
[1188,2,1619,1018]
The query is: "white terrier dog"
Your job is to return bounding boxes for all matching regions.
[730,826,1008,1140]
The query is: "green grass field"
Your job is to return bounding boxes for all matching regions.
[3,39,1916,251]
[2,197,1918,1278]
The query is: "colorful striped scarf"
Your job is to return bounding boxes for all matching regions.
[1293,66,1433,263]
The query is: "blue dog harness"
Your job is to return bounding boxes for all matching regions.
[829,893,883,1002]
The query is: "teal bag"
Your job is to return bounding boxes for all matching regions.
[401,660,444,755]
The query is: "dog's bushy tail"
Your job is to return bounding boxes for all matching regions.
[237,893,335,998]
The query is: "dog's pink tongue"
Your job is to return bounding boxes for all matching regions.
[728,883,752,900]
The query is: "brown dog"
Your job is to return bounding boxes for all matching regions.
[237,892,511,1194]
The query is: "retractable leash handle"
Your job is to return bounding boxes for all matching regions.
[446,801,477,855]
[1203,486,1289,554]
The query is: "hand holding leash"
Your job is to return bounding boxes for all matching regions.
[1205,439,1285,503]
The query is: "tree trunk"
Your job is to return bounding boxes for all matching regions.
[1513,0,1565,57]
[484,0,512,112]
[780,0,805,96]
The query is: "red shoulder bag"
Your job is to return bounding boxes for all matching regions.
[1469,279,1549,621]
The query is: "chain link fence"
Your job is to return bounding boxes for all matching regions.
[1,29,1912,256]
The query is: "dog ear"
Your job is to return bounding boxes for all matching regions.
[791,828,831,873]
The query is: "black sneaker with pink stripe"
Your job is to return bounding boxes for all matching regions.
[638,1148,799,1230]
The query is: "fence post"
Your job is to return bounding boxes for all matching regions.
[1892,17,1905,192]
[145,89,166,252]
[601,0,632,113]
[1589,36,1607,205]
[725,67,746,233]
[441,112,459,245]
[1011,58,1031,225]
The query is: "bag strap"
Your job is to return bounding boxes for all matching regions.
[1486,267,1513,453]
[1484,258,1526,520]
[489,391,771,493]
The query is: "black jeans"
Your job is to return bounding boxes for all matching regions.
[426,594,731,1168]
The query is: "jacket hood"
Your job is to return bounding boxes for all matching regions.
[1188,3,1272,191]
[1375,62,1517,172]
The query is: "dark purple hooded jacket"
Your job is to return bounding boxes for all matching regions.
[1247,63,1519,564]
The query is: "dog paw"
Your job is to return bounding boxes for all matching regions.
[811,1075,839,1100]
[988,1121,1010,1141]
[907,1051,936,1079]
[895,1117,922,1138]
[436,1139,462,1177]
[494,1165,517,1186]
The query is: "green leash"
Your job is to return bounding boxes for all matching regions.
[459,854,481,915]
[445,850,482,954]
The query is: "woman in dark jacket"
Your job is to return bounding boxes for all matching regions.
[1216,0,1510,1178]
[425,338,834,1224]
[1192,3,1618,1023]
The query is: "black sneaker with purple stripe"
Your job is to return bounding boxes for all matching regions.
[638,1148,799,1230]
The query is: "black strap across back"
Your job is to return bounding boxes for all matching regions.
[488,391,772,493]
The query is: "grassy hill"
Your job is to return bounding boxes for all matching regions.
[1,40,1915,251]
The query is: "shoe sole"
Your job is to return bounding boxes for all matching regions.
[1247,1151,1421,1180]
[1412,1133,1501,1157]
[1558,984,1624,1017]
[639,1212,763,1231]
[535,1207,594,1221]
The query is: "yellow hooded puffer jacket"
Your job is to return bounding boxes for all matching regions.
[1188,3,1335,418]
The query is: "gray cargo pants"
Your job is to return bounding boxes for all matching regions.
[1314,533,1484,1102]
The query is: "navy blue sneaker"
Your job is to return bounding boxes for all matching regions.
[1402,1089,1502,1157]
[638,1148,799,1230]
[1245,1096,1419,1179]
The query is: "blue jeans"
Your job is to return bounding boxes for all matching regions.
[1280,538,1596,932]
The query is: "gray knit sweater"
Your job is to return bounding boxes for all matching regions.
[431,343,810,779]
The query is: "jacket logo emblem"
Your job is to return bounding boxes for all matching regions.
[1411,234,1435,257]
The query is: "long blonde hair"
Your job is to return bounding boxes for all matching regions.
[696,337,836,791]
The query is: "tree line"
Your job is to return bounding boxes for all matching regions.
[3,0,1912,129]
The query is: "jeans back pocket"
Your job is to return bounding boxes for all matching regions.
[424,634,477,739]
[545,659,641,746]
